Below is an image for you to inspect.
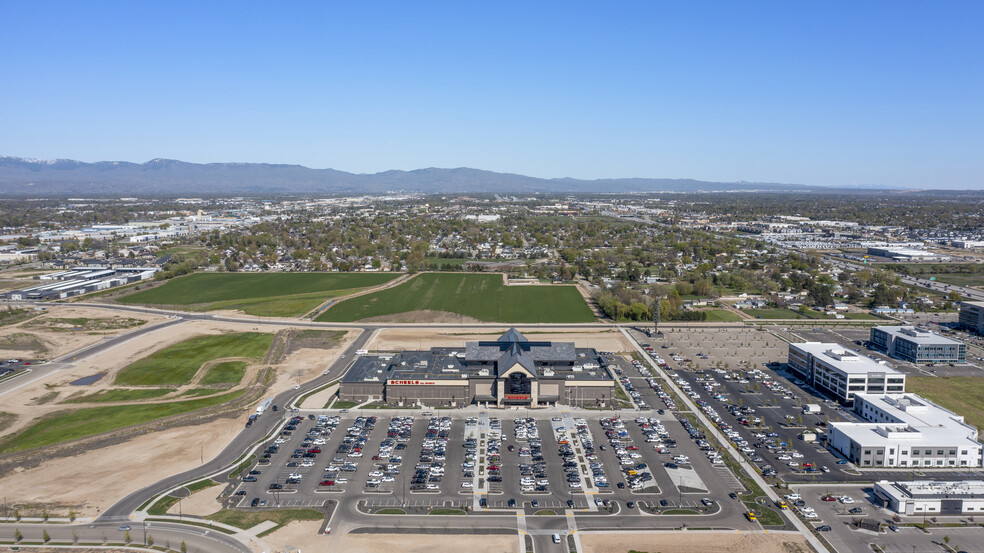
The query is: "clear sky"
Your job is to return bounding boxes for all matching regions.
[2,1,982,188]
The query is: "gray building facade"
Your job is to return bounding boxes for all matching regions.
[870,326,966,363]
[339,328,615,408]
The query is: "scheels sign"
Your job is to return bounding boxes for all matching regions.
[389,380,439,385]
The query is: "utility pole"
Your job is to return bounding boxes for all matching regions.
[653,297,661,337]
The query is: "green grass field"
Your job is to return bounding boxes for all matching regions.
[745,308,808,319]
[115,332,273,386]
[701,309,743,322]
[0,389,244,453]
[316,273,595,323]
[907,376,984,434]
[64,388,174,404]
[200,361,248,386]
[118,272,398,316]
[205,508,324,529]
[842,312,883,320]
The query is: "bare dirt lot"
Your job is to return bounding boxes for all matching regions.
[578,531,809,553]
[0,415,242,519]
[0,304,168,360]
[261,523,517,553]
[0,318,359,518]
[367,327,634,354]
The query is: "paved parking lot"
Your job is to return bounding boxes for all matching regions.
[229,406,748,516]
[788,483,984,553]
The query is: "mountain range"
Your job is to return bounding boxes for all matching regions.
[0,156,870,196]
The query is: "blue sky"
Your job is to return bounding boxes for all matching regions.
[1,1,981,188]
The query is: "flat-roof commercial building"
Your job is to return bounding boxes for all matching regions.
[866,247,951,262]
[828,394,983,468]
[339,328,615,408]
[959,301,984,335]
[874,480,984,516]
[787,342,905,404]
[870,326,966,364]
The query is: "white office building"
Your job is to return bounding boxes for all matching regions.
[787,342,906,404]
[870,326,966,363]
[875,480,984,515]
[828,394,983,468]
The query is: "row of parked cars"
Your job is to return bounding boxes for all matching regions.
[570,417,609,489]
[600,417,653,490]
[643,373,677,412]
[411,416,451,491]
[363,416,412,487]
[515,418,549,493]
[553,421,585,491]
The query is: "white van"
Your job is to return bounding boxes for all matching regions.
[552,534,561,544]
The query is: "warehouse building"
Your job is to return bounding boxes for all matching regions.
[5,266,158,300]
[959,301,984,335]
[339,328,615,408]
[828,393,983,468]
[874,480,984,515]
[787,342,906,404]
[870,326,966,364]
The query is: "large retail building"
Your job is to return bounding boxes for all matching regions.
[339,328,615,408]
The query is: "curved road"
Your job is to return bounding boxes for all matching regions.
[0,519,246,553]
[100,327,374,519]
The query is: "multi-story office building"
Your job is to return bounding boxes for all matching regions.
[828,394,983,468]
[870,326,966,363]
[959,301,984,335]
[787,342,905,404]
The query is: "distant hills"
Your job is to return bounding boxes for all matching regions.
[0,156,862,196]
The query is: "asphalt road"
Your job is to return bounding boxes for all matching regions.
[823,256,984,302]
[0,315,186,399]
[0,519,246,553]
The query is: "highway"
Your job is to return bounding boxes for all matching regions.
[823,256,984,302]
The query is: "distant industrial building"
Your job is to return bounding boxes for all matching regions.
[867,247,951,262]
[870,326,966,364]
[4,266,158,300]
[787,342,905,404]
[959,301,984,335]
[875,480,984,515]
[339,328,615,408]
[828,394,983,468]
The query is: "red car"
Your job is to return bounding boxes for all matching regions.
[319,480,335,486]
[821,496,837,501]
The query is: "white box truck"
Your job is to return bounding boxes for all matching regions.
[802,403,821,415]
[256,397,272,416]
